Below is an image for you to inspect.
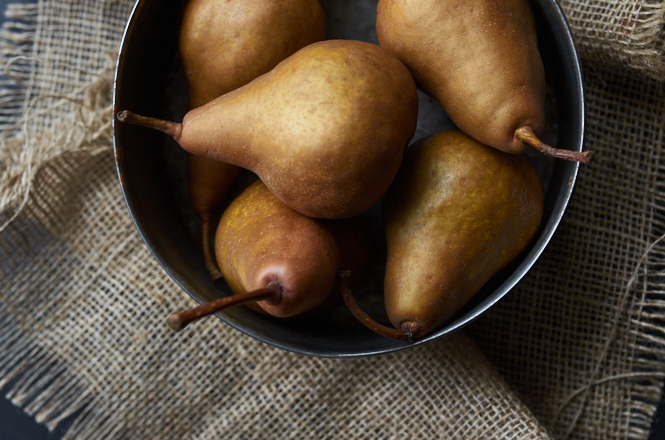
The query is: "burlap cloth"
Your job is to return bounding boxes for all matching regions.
[1,0,664,439]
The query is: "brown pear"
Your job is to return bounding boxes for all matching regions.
[117,39,419,219]
[215,180,339,318]
[180,0,326,279]
[180,0,326,108]
[376,0,592,163]
[381,130,543,338]
[166,180,373,331]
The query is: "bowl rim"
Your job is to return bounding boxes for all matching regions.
[112,0,585,358]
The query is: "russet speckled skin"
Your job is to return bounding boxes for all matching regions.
[180,39,419,219]
[376,0,546,153]
[383,130,544,337]
[214,180,340,318]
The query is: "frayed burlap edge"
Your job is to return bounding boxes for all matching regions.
[0,14,116,233]
[0,4,120,436]
[0,3,37,129]
[559,0,665,81]
[0,306,125,438]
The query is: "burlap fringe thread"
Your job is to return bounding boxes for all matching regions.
[0,5,120,436]
[556,231,665,439]
[0,3,115,231]
[0,310,103,435]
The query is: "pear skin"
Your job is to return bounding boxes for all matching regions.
[214,180,341,318]
[179,0,325,279]
[166,180,373,330]
[376,0,591,163]
[182,40,418,219]
[179,0,326,108]
[383,130,544,338]
[118,39,419,219]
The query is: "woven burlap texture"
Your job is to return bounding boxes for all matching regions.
[558,0,665,81]
[1,0,664,439]
[468,67,665,440]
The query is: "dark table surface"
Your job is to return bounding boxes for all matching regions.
[0,0,664,438]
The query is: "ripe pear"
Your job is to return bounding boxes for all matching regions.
[179,0,326,279]
[219,180,339,318]
[166,180,372,330]
[118,39,419,219]
[180,0,326,108]
[382,130,544,338]
[375,0,592,163]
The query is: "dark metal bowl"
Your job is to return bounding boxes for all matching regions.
[112,0,584,357]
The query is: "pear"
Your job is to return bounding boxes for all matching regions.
[118,39,419,219]
[375,0,592,163]
[179,0,326,279]
[381,130,544,338]
[166,180,372,331]
[342,130,544,340]
[180,0,326,108]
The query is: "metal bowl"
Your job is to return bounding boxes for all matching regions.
[112,0,584,357]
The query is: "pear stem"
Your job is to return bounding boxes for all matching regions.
[200,212,223,281]
[166,283,281,332]
[514,126,593,164]
[339,271,413,342]
[116,110,183,143]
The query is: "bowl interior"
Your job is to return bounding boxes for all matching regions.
[112,0,583,357]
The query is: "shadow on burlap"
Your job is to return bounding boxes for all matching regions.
[0,0,664,439]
